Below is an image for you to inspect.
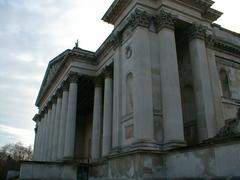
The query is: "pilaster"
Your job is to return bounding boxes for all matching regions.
[157,10,185,149]
[188,23,217,141]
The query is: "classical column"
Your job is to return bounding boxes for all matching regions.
[33,114,40,161]
[39,112,46,161]
[38,114,44,161]
[41,108,48,161]
[36,115,43,161]
[58,82,69,160]
[64,73,79,159]
[188,24,216,140]
[102,67,113,157]
[32,120,36,160]
[50,96,57,161]
[156,10,185,149]
[46,102,52,161]
[52,89,62,161]
[91,77,103,160]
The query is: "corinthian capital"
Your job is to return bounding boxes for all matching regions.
[68,72,79,83]
[155,9,176,31]
[128,9,151,30]
[188,23,207,41]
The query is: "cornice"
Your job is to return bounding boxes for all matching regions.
[206,35,240,57]
[102,0,132,24]
[177,0,222,22]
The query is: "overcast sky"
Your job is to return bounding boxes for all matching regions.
[0,0,239,148]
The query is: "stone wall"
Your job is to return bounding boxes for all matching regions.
[89,139,240,179]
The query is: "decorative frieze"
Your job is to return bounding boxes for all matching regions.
[128,9,152,30]
[188,23,207,41]
[154,10,176,31]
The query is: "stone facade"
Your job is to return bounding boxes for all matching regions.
[20,0,240,179]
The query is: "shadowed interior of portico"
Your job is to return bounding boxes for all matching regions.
[75,76,95,162]
[175,21,199,146]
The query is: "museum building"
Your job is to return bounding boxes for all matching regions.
[20,0,240,179]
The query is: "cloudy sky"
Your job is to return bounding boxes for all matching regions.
[0,0,239,148]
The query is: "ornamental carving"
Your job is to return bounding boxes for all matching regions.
[128,9,151,30]
[125,45,132,59]
[188,23,207,40]
[154,9,176,31]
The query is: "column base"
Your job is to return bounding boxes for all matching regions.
[162,140,186,150]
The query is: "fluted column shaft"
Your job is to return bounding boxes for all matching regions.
[102,68,113,157]
[58,82,69,160]
[91,77,103,160]
[52,91,62,161]
[64,73,79,159]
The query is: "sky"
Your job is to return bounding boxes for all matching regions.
[0,0,239,148]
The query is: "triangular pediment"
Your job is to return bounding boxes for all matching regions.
[35,49,70,106]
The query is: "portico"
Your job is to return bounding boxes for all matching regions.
[23,0,240,179]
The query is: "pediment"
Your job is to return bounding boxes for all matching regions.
[35,47,96,106]
[35,50,70,106]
